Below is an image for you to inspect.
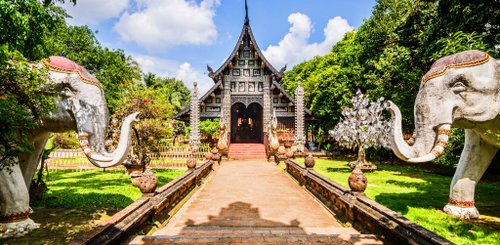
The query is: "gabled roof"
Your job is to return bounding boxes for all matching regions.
[271,80,313,116]
[209,19,284,81]
[175,2,312,120]
[174,80,222,119]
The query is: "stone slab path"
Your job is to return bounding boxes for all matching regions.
[156,160,342,233]
[132,160,382,244]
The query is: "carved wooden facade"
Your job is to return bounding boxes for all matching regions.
[177,4,311,143]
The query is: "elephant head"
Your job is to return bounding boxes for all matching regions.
[42,56,138,168]
[387,50,500,162]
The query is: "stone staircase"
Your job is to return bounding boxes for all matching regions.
[228,143,266,159]
[130,226,382,244]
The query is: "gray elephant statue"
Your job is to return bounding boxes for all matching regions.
[0,56,139,238]
[387,50,499,219]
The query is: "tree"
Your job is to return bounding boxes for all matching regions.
[142,74,190,112]
[282,0,498,166]
[0,0,66,169]
[45,24,143,113]
[0,0,144,169]
[329,90,390,169]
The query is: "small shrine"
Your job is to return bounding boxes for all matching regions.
[176,1,312,146]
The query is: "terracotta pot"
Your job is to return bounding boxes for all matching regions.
[285,150,294,159]
[205,152,214,160]
[348,167,367,193]
[186,157,197,169]
[131,170,158,194]
[304,154,315,168]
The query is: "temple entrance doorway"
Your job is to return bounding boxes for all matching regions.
[231,103,263,143]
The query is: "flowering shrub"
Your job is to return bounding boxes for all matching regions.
[108,88,175,155]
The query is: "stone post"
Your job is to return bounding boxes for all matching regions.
[189,82,201,152]
[294,77,305,152]
[263,75,271,132]
[222,75,231,135]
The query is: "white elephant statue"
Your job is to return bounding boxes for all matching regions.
[387,50,499,219]
[0,56,139,238]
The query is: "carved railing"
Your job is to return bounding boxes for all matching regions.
[74,160,214,245]
[285,159,452,245]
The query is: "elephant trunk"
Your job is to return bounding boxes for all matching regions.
[78,112,139,168]
[386,101,451,163]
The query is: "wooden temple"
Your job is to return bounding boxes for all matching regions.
[177,1,312,144]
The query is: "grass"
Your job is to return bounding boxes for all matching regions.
[1,168,185,245]
[297,158,500,245]
[31,169,185,208]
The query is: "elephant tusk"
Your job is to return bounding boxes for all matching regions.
[407,124,451,163]
[78,112,140,168]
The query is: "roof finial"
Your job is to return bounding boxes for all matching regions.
[244,0,249,25]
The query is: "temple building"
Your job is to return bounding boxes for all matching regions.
[177,1,312,145]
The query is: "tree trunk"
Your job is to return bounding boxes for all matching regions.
[357,146,367,165]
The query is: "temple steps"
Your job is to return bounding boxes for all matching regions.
[228,143,266,159]
[130,226,382,244]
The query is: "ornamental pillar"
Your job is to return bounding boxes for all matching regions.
[189,82,201,152]
[263,75,271,133]
[222,75,231,133]
[294,77,305,152]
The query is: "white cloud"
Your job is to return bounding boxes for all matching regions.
[133,53,179,77]
[175,62,213,96]
[60,0,129,25]
[133,54,213,96]
[114,0,220,51]
[263,13,353,68]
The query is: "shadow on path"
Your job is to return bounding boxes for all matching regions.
[184,201,302,228]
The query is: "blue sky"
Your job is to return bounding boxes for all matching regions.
[60,0,376,94]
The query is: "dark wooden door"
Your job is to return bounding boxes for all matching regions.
[231,103,263,143]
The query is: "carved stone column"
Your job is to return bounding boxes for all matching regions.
[263,75,271,132]
[189,82,201,152]
[222,75,231,134]
[294,78,305,152]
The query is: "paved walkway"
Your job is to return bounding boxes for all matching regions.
[155,159,345,235]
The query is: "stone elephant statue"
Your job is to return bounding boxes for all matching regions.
[0,56,138,238]
[386,50,499,219]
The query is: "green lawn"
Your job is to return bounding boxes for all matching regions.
[32,169,186,208]
[299,158,500,245]
[0,169,186,245]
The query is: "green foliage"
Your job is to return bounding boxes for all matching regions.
[143,73,190,111]
[433,129,465,167]
[283,0,499,165]
[0,0,65,169]
[430,31,494,60]
[304,159,500,244]
[0,47,55,169]
[31,169,184,208]
[199,119,220,139]
[0,0,66,60]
